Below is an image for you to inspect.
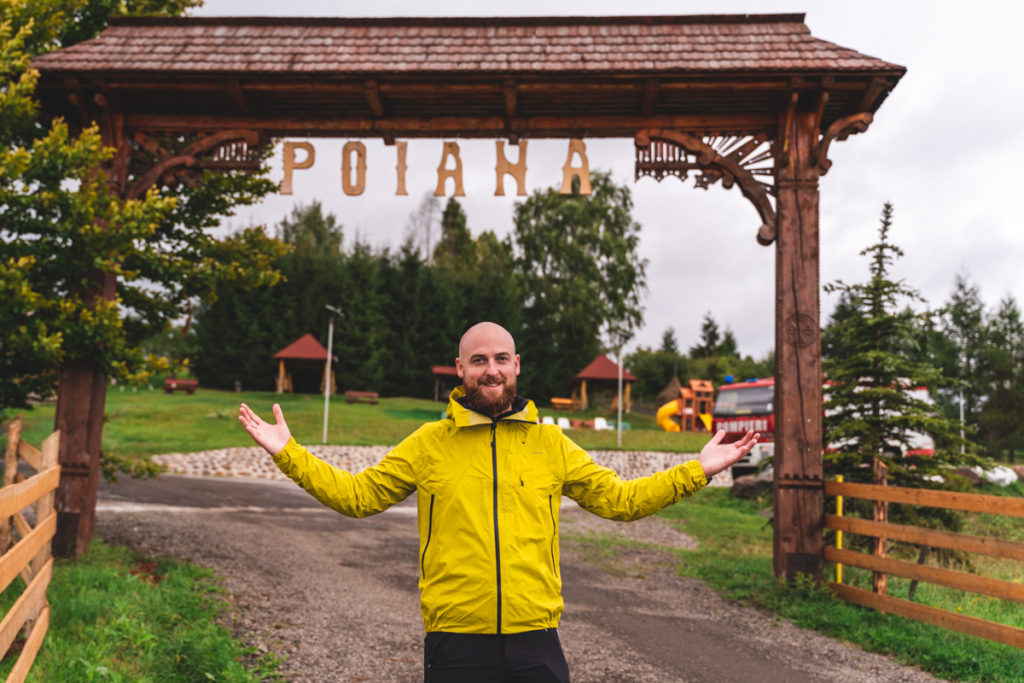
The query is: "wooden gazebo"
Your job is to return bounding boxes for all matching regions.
[571,355,637,413]
[432,365,460,402]
[34,13,904,578]
[273,333,336,394]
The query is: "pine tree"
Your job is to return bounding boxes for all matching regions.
[822,203,975,489]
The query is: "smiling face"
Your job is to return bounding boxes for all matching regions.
[456,322,520,417]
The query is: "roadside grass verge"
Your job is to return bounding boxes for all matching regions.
[9,387,710,458]
[0,540,282,682]
[643,487,1024,682]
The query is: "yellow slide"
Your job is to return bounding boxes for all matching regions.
[656,400,682,432]
[698,413,713,432]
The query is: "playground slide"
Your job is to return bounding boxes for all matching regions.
[656,400,713,432]
[656,400,681,432]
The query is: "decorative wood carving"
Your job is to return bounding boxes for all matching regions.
[128,129,264,199]
[814,112,873,175]
[635,128,777,245]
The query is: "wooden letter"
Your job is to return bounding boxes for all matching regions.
[280,141,314,195]
[434,141,465,197]
[495,140,528,196]
[395,141,408,196]
[341,141,367,196]
[559,138,591,195]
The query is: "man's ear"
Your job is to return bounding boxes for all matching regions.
[455,358,464,378]
[514,354,521,376]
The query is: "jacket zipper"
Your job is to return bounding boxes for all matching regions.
[420,493,435,579]
[548,494,558,577]
[490,422,502,634]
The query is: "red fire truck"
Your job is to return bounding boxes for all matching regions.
[711,378,775,476]
[712,377,936,476]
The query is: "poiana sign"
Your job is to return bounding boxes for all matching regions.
[279,139,593,197]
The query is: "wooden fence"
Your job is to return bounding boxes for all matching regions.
[824,473,1024,649]
[0,417,60,682]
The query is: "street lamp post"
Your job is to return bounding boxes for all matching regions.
[323,304,343,443]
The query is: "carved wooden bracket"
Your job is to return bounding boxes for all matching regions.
[814,112,873,175]
[636,128,777,245]
[126,129,264,199]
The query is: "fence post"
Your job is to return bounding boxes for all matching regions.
[0,417,20,553]
[835,474,844,584]
[873,458,888,597]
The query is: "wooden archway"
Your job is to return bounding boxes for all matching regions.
[33,13,904,574]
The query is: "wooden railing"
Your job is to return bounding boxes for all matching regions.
[825,475,1024,649]
[0,417,60,682]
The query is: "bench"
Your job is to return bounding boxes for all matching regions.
[550,397,577,411]
[344,390,379,405]
[163,378,198,394]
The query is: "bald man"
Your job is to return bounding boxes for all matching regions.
[240,321,757,682]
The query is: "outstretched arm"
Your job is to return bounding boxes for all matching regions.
[697,429,759,477]
[238,402,291,456]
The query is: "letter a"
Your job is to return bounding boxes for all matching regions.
[434,142,465,197]
[341,141,367,196]
[494,140,528,196]
[280,141,315,195]
[559,138,592,195]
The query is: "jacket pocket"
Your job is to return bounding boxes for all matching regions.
[421,493,436,579]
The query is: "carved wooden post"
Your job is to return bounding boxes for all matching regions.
[53,100,126,558]
[772,103,825,582]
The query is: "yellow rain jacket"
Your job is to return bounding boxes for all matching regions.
[271,387,708,634]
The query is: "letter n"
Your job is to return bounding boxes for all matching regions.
[494,140,528,196]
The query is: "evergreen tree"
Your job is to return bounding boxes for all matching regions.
[822,203,975,492]
[689,312,722,358]
[933,274,988,435]
[978,295,1024,461]
[659,327,680,355]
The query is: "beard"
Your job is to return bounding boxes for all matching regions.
[465,374,517,417]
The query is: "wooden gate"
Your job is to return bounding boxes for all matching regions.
[0,417,61,681]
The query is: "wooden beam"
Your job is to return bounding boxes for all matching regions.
[830,582,1024,650]
[124,112,775,138]
[825,547,1024,603]
[503,79,517,119]
[364,79,385,117]
[228,79,253,115]
[825,514,1024,562]
[0,512,55,596]
[826,480,1024,517]
[641,78,658,116]
[0,468,60,521]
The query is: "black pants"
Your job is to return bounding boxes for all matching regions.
[424,629,570,682]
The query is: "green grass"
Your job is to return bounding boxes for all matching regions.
[8,387,710,458]
[0,541,281,682]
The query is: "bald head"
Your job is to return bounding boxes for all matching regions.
[458,322,516,360]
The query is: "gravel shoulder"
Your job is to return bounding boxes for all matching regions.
[96,454,945,683]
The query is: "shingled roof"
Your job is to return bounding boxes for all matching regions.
[32,14,901,76]
[574,355,637,382]
[273,333,331,361]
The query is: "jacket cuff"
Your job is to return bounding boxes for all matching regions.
[273,436,300,463]
[682,459,708,492]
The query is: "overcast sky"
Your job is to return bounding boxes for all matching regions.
[192,0,1024,358]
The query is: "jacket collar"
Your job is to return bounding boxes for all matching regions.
[446,386,538,427]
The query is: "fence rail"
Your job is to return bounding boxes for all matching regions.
[824,477,1024,650]
[0,417,60,682]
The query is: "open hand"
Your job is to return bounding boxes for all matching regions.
[697,429,759,478]
[238,403,292,456]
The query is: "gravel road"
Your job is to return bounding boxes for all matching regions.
[96,462,945,683]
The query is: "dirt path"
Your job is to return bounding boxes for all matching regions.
[96,474,943,682]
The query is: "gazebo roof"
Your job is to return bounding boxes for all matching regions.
[273,333,330,360]
[432,365,460,378]
[574,354,637,382]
